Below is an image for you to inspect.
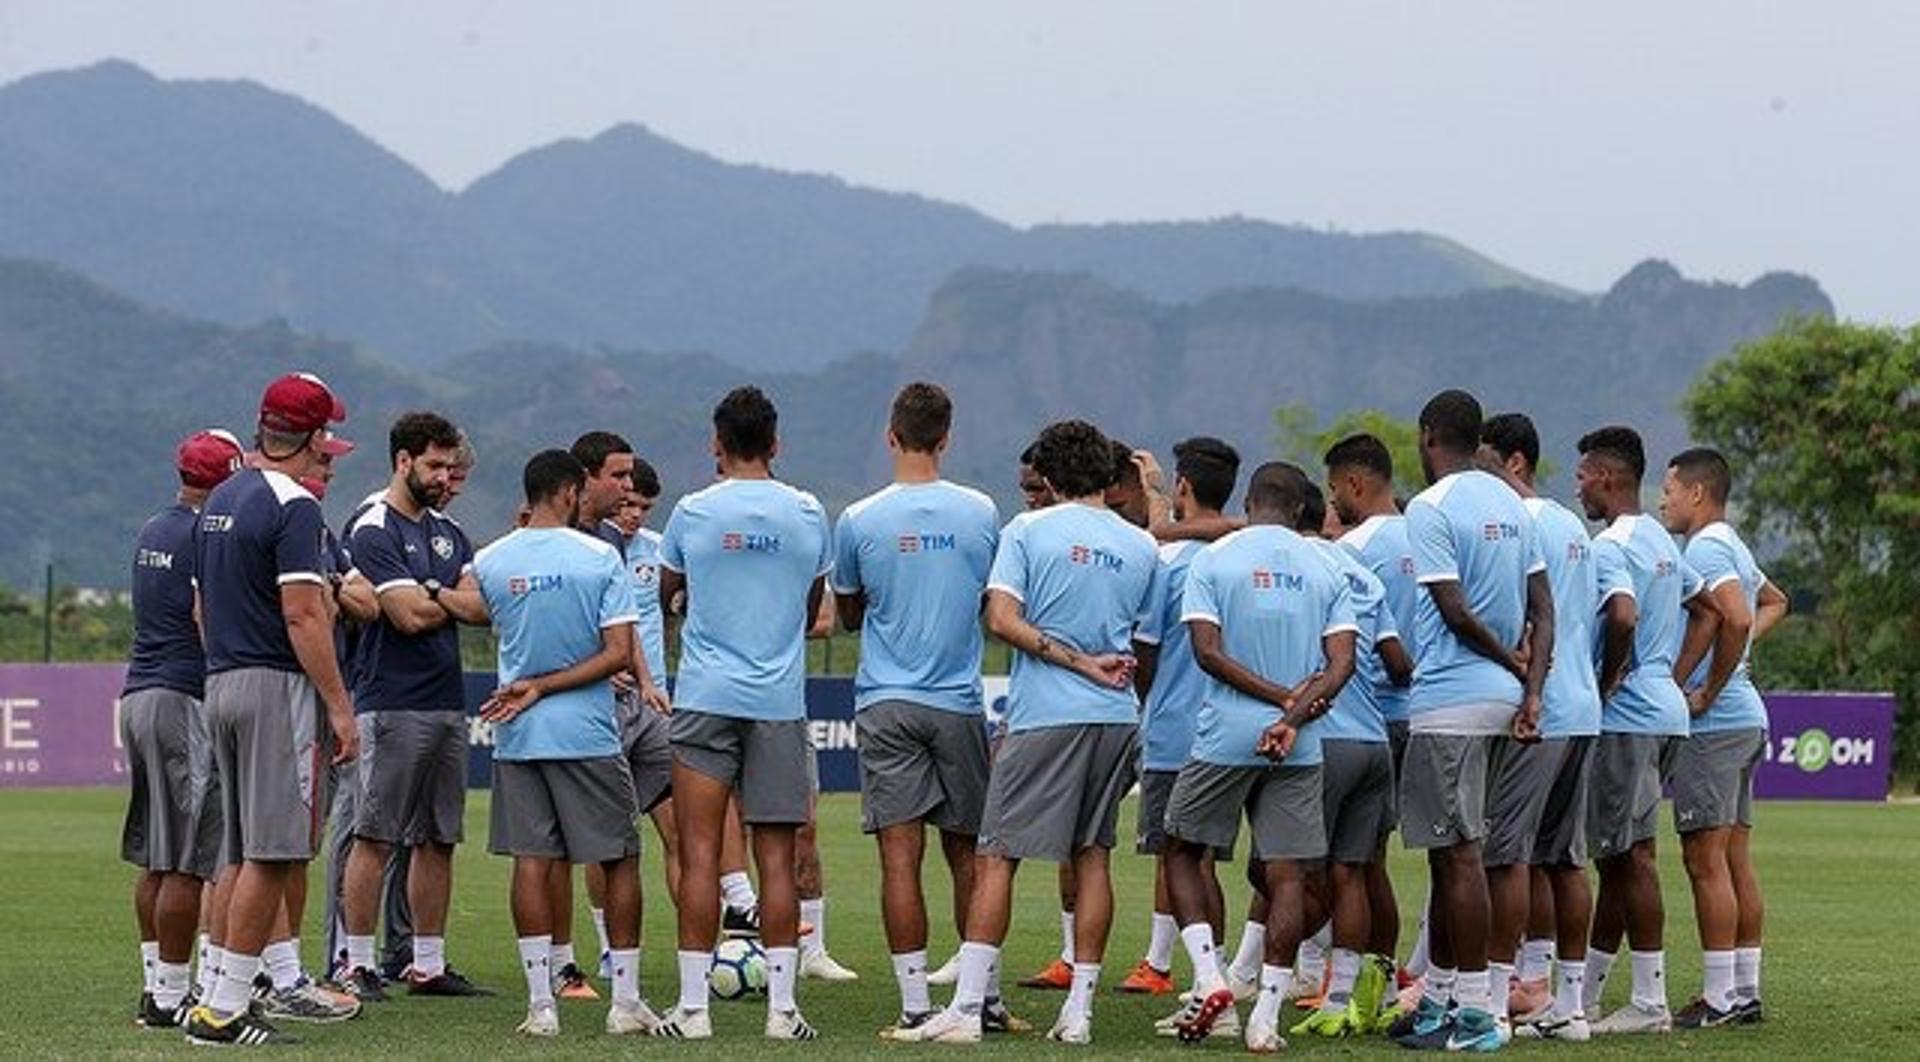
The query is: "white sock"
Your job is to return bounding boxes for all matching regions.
[414,935,446,979]
[1251,964,1292,1029]
[198,945,225,999]
[801,898,826,957]
[141,941,160,992]
[210,952,260,1019]
[1228,921,1266,983]
[1488,962,1514,1019]
[1323,948,1361,1011]
[1519,938,1555,983]
[1059,910,1076,963]
[262,938,301,990]
[518,935,554,1008]
[1455,968,1493,1014]
[1064,962,1100,1019]
[1297,928,1329,980]
[610,947,640,1005]
[156,960,191,1009]
[1427,966,1457,1007]
[346,933,376,972]
[953,941,998,1013]
[196,933,212,982]
[591,907,610,958]
[1406,901,1432,977]
[1734,946,1761,1003]
[893,950,931,1014]
[1180,922,1223,992]
[1146,912,1177,972]
[1702,950,1736,1011]
[676,949,710,1012]
[720,871,756,911]
[1582,949,1615,1012]
[986,951,1004,1000]
[552,941,576,971]
[1554,961,1586,1020]
[766,945,799,1012]
[1629,949,1666,1010]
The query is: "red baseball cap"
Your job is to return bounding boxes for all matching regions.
[259,372,353,454]
[176,428,245,489]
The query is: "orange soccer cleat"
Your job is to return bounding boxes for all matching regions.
[1116,960,1177,995]
[1017,957,1074,990]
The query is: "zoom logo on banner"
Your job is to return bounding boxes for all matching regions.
[1752,692,1895,801]
[1766,727,1877,774]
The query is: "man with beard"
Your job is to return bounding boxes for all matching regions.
[334,412,491,999]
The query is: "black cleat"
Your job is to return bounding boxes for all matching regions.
[721,904,762,939]
[981,996,1032,1034]
[250,972,274,1001]
[1675,997,1739,1029]
[136,992,188,1028]
[408,967,495,997]
[183,1004,299,1046]
[336,965,390,1002]
[1733,998,1765,1025]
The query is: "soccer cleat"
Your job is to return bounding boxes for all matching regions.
[800,948,859,981]
[1178,988,1240,1043]
[879,1009,940,1040]
[1245,1012,1287,1054]
[766,1008,821,1041]
[553,962,600,1000]
[1444,1007,1505,1052]
[1154,996,1241,1039]
[1514,1013,1591,1042]
[407,967,494,997]
[261,979,362,1023]
[888,1006,982,1044]
[336,965,389,1003]
[183,1004,298,1046]
[1394,1011,1457,1051]
[1508,977,1552,1024]
[250,973,274,1001]
[1045,1009,1092,1044]
[723,905,762,938]
[1019,957,1074,990]
[1733,997,1765,1025]
[927,952,961,986]
[1674,997,1739,1029]
[1288,964,1332,1008]
[648,1005,714,1040]
[981,996,1030,1034]
[1591,1001,1672,1035]
[1389,995,1450,1044]
[138,992,190,1029]
[517,1002,560,1038]
[1116,959,1176,995]
[1289,1005,1356,1038]
[606,998,661,1035]
[1351,954,1390,1025]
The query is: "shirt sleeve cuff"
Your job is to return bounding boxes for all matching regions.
[276,572,325,586]
[986,582,1025,603]
[1415,571,1459,585]
[1323,622,1361,637]
[601,612,641,628]
[1706,573,1741,591]
[1133,630,1162,646]
[1178,610,1220,625]
[373,578,420,595]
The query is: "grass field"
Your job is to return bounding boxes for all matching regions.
[3,790,1915,1059]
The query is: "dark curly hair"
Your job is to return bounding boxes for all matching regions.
[1031,419,1115,500]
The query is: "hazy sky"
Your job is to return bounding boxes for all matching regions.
[3,2,1913,321]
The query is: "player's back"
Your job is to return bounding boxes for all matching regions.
[1682,522,1770,733]
[1311,536,1390,743]
[1341,514,1417,724]
[1525,497,1603,737]
[195,468,327,674]
[1140,539,1208,771]
[127,503,205,697]
[1594,512,1700,736]
[1406,469,1539,712]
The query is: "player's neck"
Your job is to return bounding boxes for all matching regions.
[177,487,209,509]
[385,479,425,520]
[1683,506,1728,537]
[526,505,571,530]
[1355,492,1399,521]
[718,456,773,480]
[1062,492,1106,508]
[891,450,940,484]
[1426,450,1474,481]
[1602,497,1643,523]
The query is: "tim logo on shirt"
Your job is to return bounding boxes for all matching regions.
[897,533,956,553]
[722,531,781,553]
[1566,541,1591,564]
[1252,568,1305,592]
[1068,544,1125,571]
[1481,522,1523,542]
[507,574,563,596]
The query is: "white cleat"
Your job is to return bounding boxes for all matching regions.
[1515,1014,1592,1042]
[1591,1002,1672,1035]
[606,999,661,1035]
[1154,998,1242,1039]
[647,1005,713,1040]
[799,949,859,982]
[1245,1013,1286,1054]
[517,1002,559,1038]
[766,1008,821,1041]
[1045,1009,1092,1045]
[887,1006,982,1044]
[927,952,961,987]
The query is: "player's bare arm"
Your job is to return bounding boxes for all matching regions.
[482,622,634,723]
[1426,578,1529,680]
[985,589,1131,688]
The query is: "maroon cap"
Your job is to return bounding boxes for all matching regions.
[176,429,245,489]
[259,372,349,435]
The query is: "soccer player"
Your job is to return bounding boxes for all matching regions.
[617,457,682,908]
[1390,389,1551,1053]
[830,383,1001,1036]
[1122,437,1241,998]
[1156,462,1356,1052]
[185,372,361,1046]
[651,386,833,1041]
[474,448,652,1038]
[1574,425,1715,1035]
[901,418,1159,1046]
[335,412,490,999]
[1480,413,1605,1041]
[124,429,244,1028]
[1661,447,1786,1027]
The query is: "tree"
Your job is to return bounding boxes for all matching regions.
[1275,404,1426,500]
[1685,317,1920,783]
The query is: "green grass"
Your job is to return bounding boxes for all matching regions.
[3,790,1916,1058]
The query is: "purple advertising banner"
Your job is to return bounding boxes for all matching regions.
[0,665,1897,801]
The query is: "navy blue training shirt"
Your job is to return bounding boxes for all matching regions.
[345,497,474,712]
[194,468,331,674]
[125,503,207,698]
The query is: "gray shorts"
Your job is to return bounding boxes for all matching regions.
[978,723,1138,862]
[1482,737,1569,867]
[1165,760,1326,862]
[1532,735,1595,867]
[856,700,991,835]
[1588,733,1670,859]
[1670,728,1765,834]
[352,710,466,847]
[620,697,675,816]
[1320,740,1393,864]
[206,668,332,863]
[488,757,641,864]
[1399,732,1492,850]
[670,711,812,825]
[120,687,222,877]
[1137,769,1233,858]
[1386,720,1410,829]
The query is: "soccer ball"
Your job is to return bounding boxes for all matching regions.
[708,938,767,1000]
